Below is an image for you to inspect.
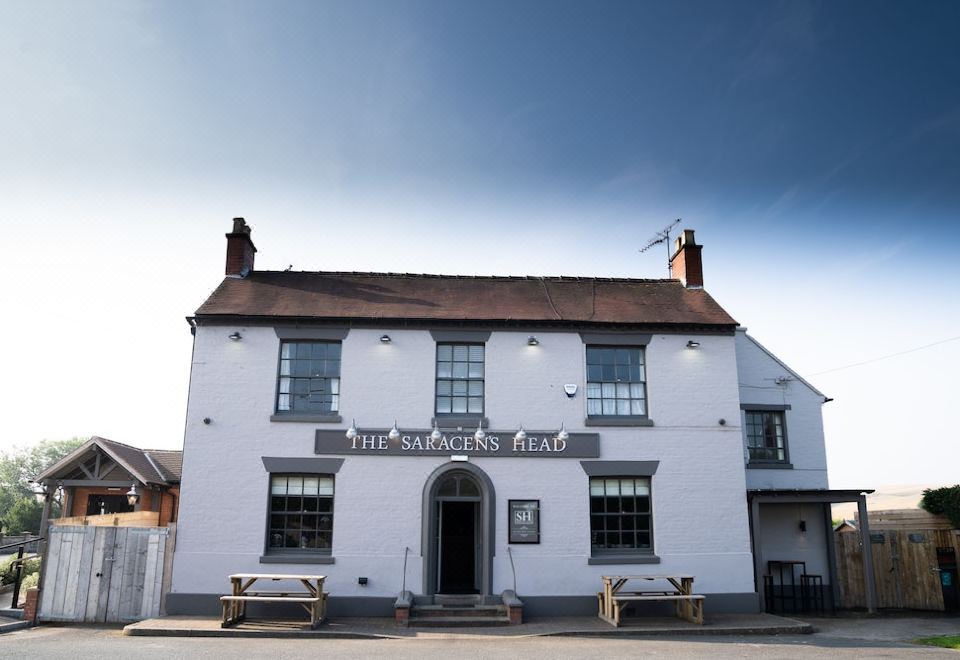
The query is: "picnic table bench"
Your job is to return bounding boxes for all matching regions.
[220,573,327,629]
[598,574,705,626]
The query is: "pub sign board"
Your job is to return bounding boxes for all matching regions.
[315,429,599,458]
[509,500,540,544]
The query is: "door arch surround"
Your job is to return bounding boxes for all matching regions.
[421,462,495,596]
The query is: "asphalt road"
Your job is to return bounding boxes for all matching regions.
[1,626,955,659]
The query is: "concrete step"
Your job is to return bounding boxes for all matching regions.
[0,615,31,635]
[431,594,485,606]
[407,615,512,627]
[412,605,506,618]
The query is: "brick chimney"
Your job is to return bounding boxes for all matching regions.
[668,229,703,288]
[225,217,256,277]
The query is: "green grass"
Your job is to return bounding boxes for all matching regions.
[913,635,960,650]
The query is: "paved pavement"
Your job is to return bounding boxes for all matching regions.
[124,612,812,638]
[0,625,954,658]
[1,615,958,658]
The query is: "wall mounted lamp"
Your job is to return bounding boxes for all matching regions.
[388,421,401,441]
[380,335,391,343]
[228,332,242,341]
[527,336,540,346]
[126,483,140,507]
[686,340,701,349]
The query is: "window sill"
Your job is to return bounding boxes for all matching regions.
[432,415,489,429]
[747,462,794,470]
[260,554,335,565]
[270,414,342,423]
[588,554,661,565]
[584,416,654,427]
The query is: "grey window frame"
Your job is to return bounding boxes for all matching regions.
[588,476,655,558]
[274,340,342,418]
[434,342,485,419]
[584,345,649,423]
[744,409,790,464]
[264,473,335,557]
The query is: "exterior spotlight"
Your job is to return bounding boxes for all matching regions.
[514,425,527,443]
[557,423,569,442]
[686,340,700,349]
[126,483,140,507]
[430,423,443,443]
[228,332,242,341]
[388,421,401,442]
[346,419,358,441]
[527,336,540,346]
[474,421,486,443]
[380,335,391,343]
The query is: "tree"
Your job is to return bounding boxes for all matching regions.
[0,438,86,534]
[3,498,44,536]
[920,485,960,529]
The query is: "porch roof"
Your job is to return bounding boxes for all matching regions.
[748,488,874,503]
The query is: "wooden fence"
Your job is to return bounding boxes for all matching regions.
[38,523,175,623]
[53,510,161,528]
[835,522,960,610]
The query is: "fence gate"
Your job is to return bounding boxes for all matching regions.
[835,528,960,610]
[39,525,172,623]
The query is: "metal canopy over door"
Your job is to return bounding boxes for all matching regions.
[434,472,482,594]
[39,525,171,623]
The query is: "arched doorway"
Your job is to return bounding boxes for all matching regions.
[422,464,495,596]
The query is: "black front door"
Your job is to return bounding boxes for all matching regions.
[439,500,478,594]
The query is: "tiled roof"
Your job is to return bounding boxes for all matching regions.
[94,437,172,485]
[35,436,181,486]
[144,449,182,482]
[194,271,737,328]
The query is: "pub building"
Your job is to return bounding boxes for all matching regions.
[166,219,876,621]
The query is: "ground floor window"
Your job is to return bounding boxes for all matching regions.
[267,474,334,553]
[590,477,652,553]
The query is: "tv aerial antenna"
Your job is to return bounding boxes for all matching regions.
[639,218,681,276]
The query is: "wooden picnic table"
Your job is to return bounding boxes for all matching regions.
[598,574,704,626]
[221,573,327,629]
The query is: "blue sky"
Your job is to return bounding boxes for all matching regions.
[1,1,958,489]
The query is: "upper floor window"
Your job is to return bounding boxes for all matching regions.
[745,410,787,462]
[276,341,341,414]
[586,347,647,416]
[435,343,484,415]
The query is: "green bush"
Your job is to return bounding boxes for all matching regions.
[920,485,960,528]
[20,571,39,591]
[0,554,40,585]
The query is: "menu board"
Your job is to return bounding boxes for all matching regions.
[508,500,540,544]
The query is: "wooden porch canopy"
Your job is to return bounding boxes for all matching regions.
[32,436,181,538]
[748,488,877,613]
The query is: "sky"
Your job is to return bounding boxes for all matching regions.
[1,1,958,491]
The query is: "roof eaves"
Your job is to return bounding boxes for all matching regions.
[192,313,738,333]
[35,437,100,482]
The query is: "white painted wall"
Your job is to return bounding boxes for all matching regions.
[735,329,829,490]
[757,503,831,580]
[171,326,757,600]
